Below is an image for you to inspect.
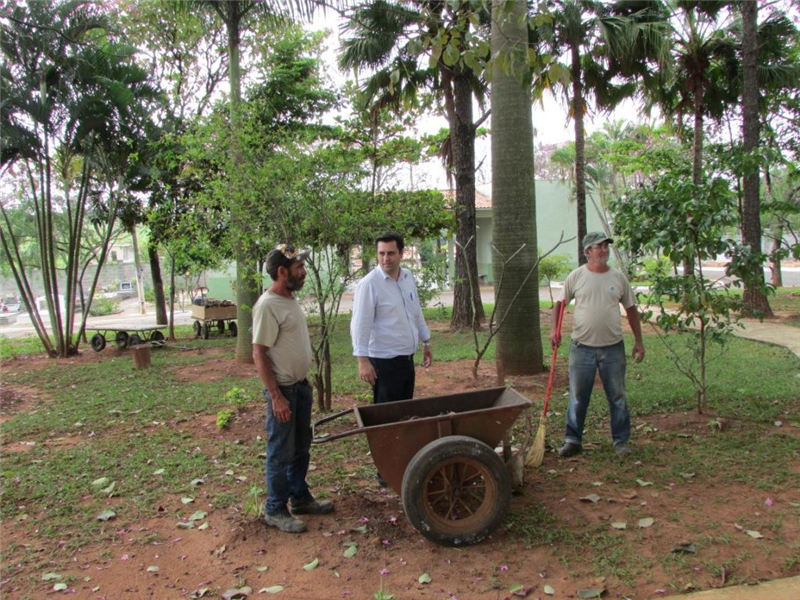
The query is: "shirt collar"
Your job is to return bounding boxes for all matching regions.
[377,266,406,281]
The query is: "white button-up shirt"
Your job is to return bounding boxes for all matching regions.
[350,266,431,359]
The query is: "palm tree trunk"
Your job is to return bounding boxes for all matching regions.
[571,43,588,266]
[131,226,147,314]
[490,0,544,375]
[448,71,485,330]
[740,0,773,317]
[691,77,704,188]
[222,7,259,363]
[169,253,176,341]
[148,243,168,324]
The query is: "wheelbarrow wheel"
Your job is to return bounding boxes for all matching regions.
[115,331,129,349]
[128,334,142,348]
[193,320,202,338]
[401,435,511,547]
[90,334,106,352]
[202,322,210,340]
[228,321,237,337]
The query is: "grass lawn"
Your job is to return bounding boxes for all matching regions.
[1,301,799,600]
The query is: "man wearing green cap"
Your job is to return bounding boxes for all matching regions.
[550,232,645,457]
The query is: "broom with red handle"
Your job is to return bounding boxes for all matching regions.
[525,301,566,468]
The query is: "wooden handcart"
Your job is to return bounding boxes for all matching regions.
[190,287,237,339]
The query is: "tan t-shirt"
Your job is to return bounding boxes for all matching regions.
[252,292,312,385]
[560,266,637,347]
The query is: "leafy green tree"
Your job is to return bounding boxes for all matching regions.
[193,0,316,363]
[118,0,227,325]
[538,252,571,304]
[611,171,770,413]
[1,0,154,357]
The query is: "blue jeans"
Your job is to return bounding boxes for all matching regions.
[264,381,313,515]
[565,340,630,447]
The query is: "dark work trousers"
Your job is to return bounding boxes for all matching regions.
[368,355,415,404]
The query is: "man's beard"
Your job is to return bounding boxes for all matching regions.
[286,273,305,292]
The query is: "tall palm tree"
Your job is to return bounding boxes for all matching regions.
[535,0,668,264]
[740,0,771,317]
[339,0,488,330]
[646,1,738,187]
[490,0,543,375]
[738,6,799,315]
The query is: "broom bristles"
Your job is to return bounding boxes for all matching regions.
[525,414,548,468]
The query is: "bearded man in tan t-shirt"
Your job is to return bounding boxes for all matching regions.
[550,232,645,457]
[252,244,334,533]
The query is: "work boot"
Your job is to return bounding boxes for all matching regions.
[558,442,582,458]
[614,443,632,456]
[291,498,334,515]
[263,509,306,533]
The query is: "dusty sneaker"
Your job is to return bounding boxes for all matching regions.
[263,510,306,533]
[291,499,334,515]
[558,442,582,457]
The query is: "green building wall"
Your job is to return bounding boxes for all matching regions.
[455,180,606,285]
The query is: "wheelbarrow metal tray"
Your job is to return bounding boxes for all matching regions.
[355,387,531,493]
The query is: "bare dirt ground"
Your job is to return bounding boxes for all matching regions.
[1,348,799,600]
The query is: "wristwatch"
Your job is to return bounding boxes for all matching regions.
[422,340,431,347]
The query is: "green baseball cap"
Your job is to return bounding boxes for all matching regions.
[582,232,614,250]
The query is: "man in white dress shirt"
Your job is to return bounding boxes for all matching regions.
[350,232,433,405]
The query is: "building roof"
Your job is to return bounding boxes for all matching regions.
[442,188,492,210]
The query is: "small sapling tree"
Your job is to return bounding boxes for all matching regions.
[611,173,772,413]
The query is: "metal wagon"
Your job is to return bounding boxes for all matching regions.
[86,324,167,351]
[313,387,531,547]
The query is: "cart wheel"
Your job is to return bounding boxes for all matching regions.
[115,331,130,349]
[217,320,225,334]
[202,322,210,340]
[228,321,238,337]
[90,334,106,352]
[151,330,165,346]
[193,320,202,338]
[402,435,511,547]
[128,334,142,348]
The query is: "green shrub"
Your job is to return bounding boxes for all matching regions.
[224,387,250,408]
[216,409,234,429]
[89,297,121,316]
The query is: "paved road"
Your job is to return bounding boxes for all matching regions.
[663,576,800,600]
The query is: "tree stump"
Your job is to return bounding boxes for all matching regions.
[131,344,151,369]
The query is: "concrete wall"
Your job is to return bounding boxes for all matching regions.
[1,261,154,300]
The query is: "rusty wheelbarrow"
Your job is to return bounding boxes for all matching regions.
[312,386,532,546]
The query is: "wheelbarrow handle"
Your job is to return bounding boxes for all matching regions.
[312,407,361,444]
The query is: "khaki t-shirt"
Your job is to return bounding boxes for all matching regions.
[560,266,637,347]
[252,292,312,385]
